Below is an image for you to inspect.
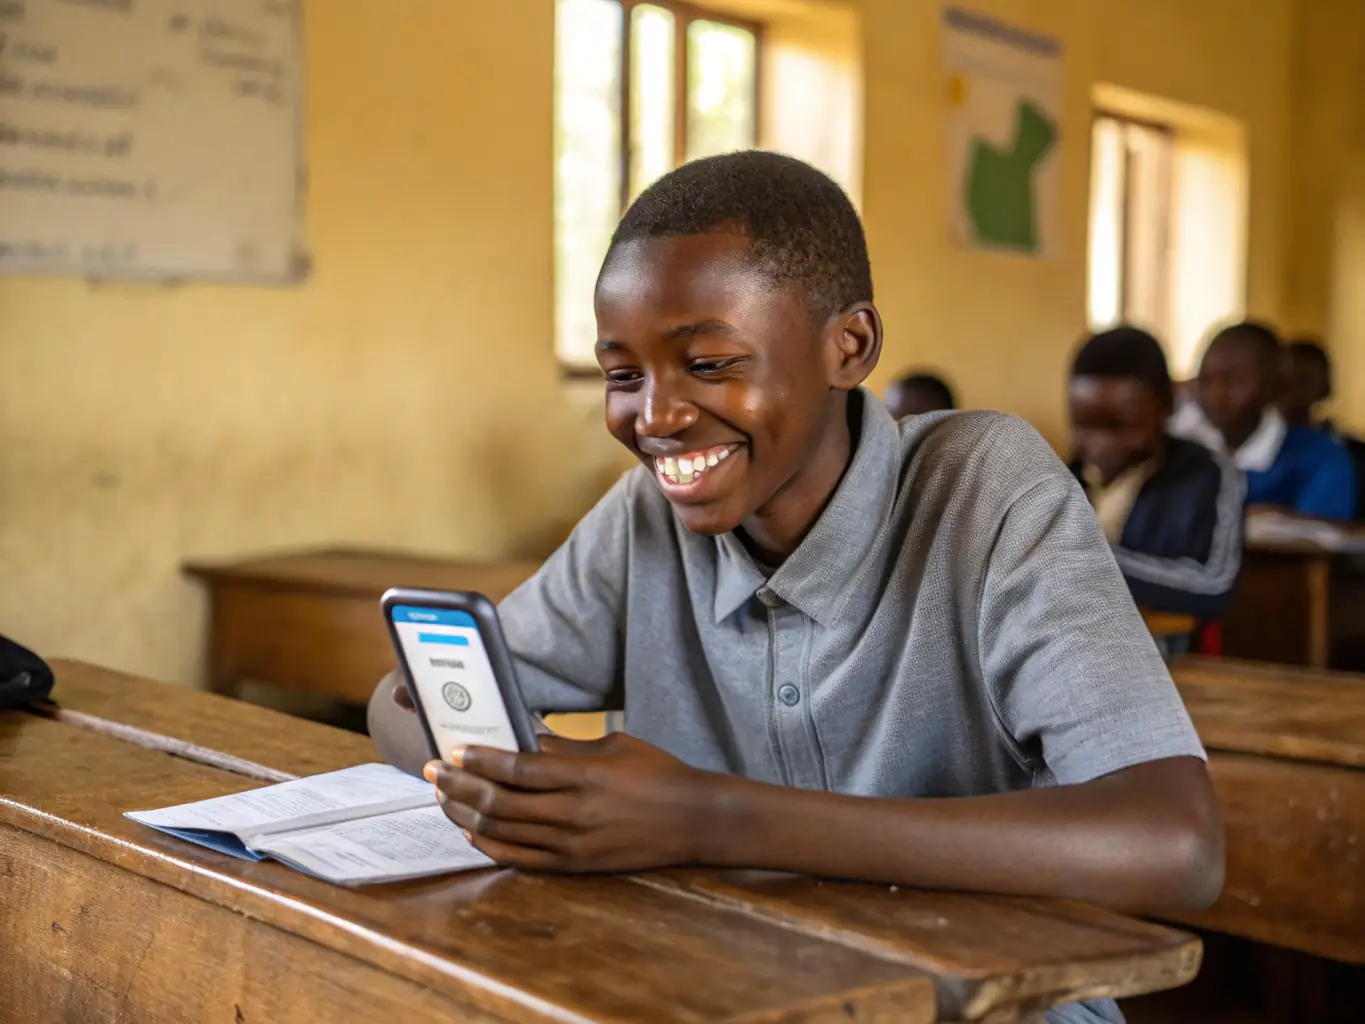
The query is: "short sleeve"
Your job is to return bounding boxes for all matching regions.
[977,467,1206,785]
[498,473,634,714]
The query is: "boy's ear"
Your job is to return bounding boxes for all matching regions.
[826,301,883,390]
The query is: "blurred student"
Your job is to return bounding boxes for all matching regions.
[1280,338,1365,520]
[1168,322,1356,520]
[885,371,955,419]
[1279,339,1333,431]
[1069,327,1243,620]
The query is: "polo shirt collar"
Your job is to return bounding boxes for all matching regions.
[1167,401,1286,473]
[712,389,902,625]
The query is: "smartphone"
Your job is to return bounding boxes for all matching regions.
[381,588,540,760]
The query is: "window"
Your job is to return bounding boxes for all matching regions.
[1087,93,1248,378]
[555,0,760,373]
[1087,113,1175,345]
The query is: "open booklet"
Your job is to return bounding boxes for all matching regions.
[126,763,493,886]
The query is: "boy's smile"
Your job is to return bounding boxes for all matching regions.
[593,231,878,559]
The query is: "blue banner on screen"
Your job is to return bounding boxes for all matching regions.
[391,606,477,628]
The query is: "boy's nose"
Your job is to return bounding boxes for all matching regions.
[636,378,698,438]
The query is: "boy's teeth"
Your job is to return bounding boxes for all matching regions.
[656,445,735,484]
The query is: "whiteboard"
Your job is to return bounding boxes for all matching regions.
[0,0,305,283]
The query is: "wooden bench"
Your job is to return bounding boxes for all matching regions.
[0,660,1204,1023]
[1170,657,1365,965]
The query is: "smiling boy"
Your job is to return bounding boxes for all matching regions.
[369,153,1221,1024]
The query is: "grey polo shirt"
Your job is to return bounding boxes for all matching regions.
[500,390,1203,1024]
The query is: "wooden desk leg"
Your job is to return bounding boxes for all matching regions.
[1307,557,1331,669]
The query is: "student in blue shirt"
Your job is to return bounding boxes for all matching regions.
[1169,322,1356,520]
[1068,327,1243,621]
[1281,339,1365,520]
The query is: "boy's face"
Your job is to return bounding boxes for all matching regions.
[594,232,871,537]
[1197,338,1272,436]
[1069,376,1167,484]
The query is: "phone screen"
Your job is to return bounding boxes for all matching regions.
[389,604,520,757]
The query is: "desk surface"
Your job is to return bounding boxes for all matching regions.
[185,546,543,600]
[183,548,543,702]
[1167,657,1365,964]
[1173,656,1365,769]
[5,659,1205,1022]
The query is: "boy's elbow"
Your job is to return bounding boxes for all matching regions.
[1162,786,1226,910]
[1168,819,1225,909]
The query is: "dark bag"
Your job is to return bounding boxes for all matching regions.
[0,635,55,709]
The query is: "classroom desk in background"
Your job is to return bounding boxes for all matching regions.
[0,661,1201,1024]
[1220,538,1365,670]
[184,548,542,704]
[1170,657,1365,966]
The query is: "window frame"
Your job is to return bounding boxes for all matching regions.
[1090,109,1175,331]
[617,0,764,212]
[557,0,764,379]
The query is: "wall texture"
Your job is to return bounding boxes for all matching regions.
[0,0,1341,686]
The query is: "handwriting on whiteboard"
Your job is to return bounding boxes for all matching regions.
[0,0,304,282]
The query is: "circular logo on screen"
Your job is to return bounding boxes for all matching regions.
[441,682,472,712]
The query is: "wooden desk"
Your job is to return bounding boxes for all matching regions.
[1220,541,1365,669]
[1171,657,1365,965]
[184,548,541,703]
[1,660,1203,1023]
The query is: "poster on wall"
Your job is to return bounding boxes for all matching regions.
[941,6,1062,260]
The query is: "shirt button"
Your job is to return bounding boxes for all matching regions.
[778,684,800,707]
[757,588,780,608]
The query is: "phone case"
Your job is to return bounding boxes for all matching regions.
[381,587,541,756]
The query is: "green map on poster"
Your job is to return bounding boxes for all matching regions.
[965,99,1057,251]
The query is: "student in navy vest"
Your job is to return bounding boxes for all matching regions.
[1168,321,1357,520]
[1068,327,1244,620]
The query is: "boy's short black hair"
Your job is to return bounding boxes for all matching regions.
[1209,320,1281,375]
[1287,338,1332,394]
[892,372,956,411]
[1071,326,1173,404]
[607,151,872,319]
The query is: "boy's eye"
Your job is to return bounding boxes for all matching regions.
[689,357,745,376]
[605,368,643,385]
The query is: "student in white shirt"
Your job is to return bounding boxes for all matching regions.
[1169,322,1355,520]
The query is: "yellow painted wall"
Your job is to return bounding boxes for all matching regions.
[0,0,1338,687]
[1281,0,1365,432]
[0,0,623,684]
[861,0,1296,440]
[1282,0,1365,340]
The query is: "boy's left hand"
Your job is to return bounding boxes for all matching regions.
[424,734,711,872]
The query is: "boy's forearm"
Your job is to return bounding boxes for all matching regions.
[366,673,431,777]
[696,757,1223,914]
